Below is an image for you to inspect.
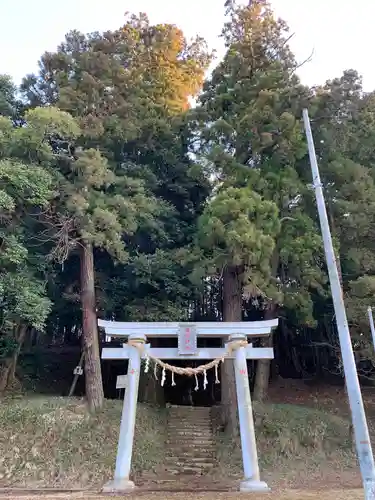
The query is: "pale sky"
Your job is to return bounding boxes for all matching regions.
[1,0,375,90]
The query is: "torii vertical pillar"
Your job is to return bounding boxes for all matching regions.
[230,333,269,492]
[102,333,146,492]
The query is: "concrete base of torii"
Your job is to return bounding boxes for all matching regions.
[102,478,136,492]
[240,479,270,492]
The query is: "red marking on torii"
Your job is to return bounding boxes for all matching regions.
[130,369,136,375]
[240,369,247,375]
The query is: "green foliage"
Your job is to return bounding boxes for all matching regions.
[195,0,325,327]
[0,105,78,365]
[19,14,212,329]
[0,272,51,331]
[307,70,375,356]
[25,107,81,139]
[0,159,53,333]
[197,187,279,293]
[0,75,19,117]
[0,336,18,359]
[0,159,52,207]
[345,276,375,338]
[3,1,375,391]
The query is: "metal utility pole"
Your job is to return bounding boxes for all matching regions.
[368,307,375,352]
[303,108,375,499]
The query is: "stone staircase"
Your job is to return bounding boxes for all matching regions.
[164,405,217,476]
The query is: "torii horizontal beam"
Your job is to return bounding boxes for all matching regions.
[102,345,274,360]
[98,319,278,339]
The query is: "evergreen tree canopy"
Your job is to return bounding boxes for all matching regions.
[2,3,375,406]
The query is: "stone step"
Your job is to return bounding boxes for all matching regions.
[167,446,215,453]
[169,437,213,444]
[168,433,212,437]
[171,432,213,439]
[171,428,213,433]
[166,456,215,462]
[168,424,211,428]
[167,451,215,457]
[168,408,211,411]
[168,429,212,434]
[166,444,214,450]
[167,450,215,456]
[167,447,215,453]
[168,408,211,416]
[167,446,215,452]
[168,419,211,424]
[168,420,212,426]
[168,416,212,422]
[166,447,215,458]
[165,405,216,477]
[169,410,211,413]
[168,430,212,434]
[166,465,215,475]
[170,427,212,430]
[168,411,212,417]
[165,456,215,462]
[166,440,215,447]
[168,420,211,426]
[165,458,215,466]
[166,470,197,476]
[168,411,212,414]
[166,437,215,442]
[167,434,214,439]
[168,426,212,430]
[167,440,214,447]
[165,465,215,473]
[166,467,215,474]
[165,456,215,467]
[168,405,212,410]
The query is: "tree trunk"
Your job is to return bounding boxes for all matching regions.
[221,265,242,436]
[253,304,276,402]
[0,324,27,393]
[253,246,279,403]
[80,240,104,412]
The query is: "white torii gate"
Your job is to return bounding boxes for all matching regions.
[99,318,278,493]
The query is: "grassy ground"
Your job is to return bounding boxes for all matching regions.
[214,401,359,489]
[0,397,166,489]
[0,392,363,492]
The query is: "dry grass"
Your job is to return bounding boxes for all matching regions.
[0,397,167,489]
[214,402,358,489]
[0,396,362,492]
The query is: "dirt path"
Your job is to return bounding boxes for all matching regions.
[0,490,364,500]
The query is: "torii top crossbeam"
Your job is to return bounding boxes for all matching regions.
[98,319,278,340]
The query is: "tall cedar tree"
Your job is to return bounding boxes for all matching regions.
[21,14,212,409]
[195,0,326,417]
[196,187,280,430]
